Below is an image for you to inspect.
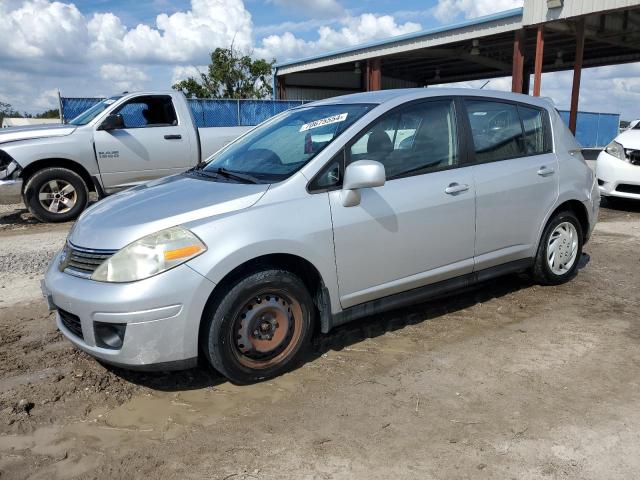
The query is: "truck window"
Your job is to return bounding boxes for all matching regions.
[113,95,178,129]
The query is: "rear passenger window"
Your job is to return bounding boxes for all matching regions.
[518,106,547,155]
[348,99,458,179]
[465,100,524,163]
[465,100,549,163]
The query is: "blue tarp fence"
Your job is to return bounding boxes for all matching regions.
[60,96,620,148]
[60,96,308,128]
[557,110,620,148]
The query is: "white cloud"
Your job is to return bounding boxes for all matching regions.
[267,0,344,19]
[0,0,88,61]
[88,0,253,64]
[256,13,422,61]
[99,64,150,92]
[433,0,523,22]
[171,65,208,84]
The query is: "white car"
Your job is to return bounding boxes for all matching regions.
[597,125,640,200]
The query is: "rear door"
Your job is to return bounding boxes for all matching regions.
[462,98,558,270]
[327,98,476,309]
[93,95,194,190]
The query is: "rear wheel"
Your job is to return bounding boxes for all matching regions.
[201,269,314,384]
[532,210,583,285]
[23,167,88,223]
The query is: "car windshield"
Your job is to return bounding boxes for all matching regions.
[199,104,374,183]
[68,96,123,126]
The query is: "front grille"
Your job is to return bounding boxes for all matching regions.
[64,243,116,279]
[616,184,640,195]
[627,150,640,166]
[58,309,83,340]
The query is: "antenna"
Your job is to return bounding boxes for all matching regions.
[480,80,490,89]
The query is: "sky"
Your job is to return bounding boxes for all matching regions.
[1,0,639,120]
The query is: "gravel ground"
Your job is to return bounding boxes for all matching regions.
[0,199,639,479]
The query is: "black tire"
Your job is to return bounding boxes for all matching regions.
[532,210,583,285]
[200,269,315,385]
[23,167,89,223]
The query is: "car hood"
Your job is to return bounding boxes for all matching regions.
[616,130,640,150]
[0,124,77,144]
[69,174,270,250]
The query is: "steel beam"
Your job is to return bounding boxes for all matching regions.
[533,25,545,96]
[569,19,586,135]
[366,58,382,91]
[511,30,526,94]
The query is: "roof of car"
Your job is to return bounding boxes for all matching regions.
[308,88,555,110]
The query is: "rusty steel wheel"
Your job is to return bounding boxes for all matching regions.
[232,292,303,370]
[201,269,315,384]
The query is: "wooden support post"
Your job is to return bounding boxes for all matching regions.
[569,19,586,135]
[512,30,525,94]
[366,58,381,91]
[533,25,545,96]
[276,76,286,100]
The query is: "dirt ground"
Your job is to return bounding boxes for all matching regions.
[1,198,639,480]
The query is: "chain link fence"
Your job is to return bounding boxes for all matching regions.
[60,96,309,127]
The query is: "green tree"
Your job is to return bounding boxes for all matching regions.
[34,108,60,119]
[173,47,275,99]
[0,102,21,124]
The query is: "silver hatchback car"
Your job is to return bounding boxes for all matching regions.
[43,89,599,384]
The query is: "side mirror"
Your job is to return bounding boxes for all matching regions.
[341,160,386,207]
[98,113,125,131]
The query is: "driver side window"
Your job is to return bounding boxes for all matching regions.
[347,99,459,180]
[113,95,178,129]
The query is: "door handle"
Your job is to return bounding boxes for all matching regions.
[537,166,555,177]
[164,134,182,140]
[444,183,470,195]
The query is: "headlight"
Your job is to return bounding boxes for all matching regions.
[91,226,206,283]
[605,141,627,162]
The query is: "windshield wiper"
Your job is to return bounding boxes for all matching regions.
[214,167,260,184]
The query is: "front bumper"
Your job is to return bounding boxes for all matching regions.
[0,179,23,204]
[596,151,640,199]
[43,251,216,370]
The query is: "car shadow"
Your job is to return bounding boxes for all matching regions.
[110,270,544,392]
[307,272,534,360]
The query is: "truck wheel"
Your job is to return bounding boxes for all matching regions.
[201,269,315,385]
[532,210,583,285]
[23,167,88,223]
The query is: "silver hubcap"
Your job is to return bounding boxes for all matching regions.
[38,180,77,214]
[547,222,579,275]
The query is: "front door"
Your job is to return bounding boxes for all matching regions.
[329,98,476,309]
[93,95,193,191]
[462,98,559,270]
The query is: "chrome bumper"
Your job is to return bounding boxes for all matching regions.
[0,179,23,204]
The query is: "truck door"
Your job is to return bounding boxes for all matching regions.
[93,95,193,191]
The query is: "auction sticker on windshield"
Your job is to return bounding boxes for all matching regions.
[300,113,348,132]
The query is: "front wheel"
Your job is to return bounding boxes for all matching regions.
[23,167,88,222]
[200,269,315,384]
[532,210,583,285]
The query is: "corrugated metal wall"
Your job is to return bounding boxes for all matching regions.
[285,76,419,101]
[523,0,640,25]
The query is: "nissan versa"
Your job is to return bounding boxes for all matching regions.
[43,89,599,384]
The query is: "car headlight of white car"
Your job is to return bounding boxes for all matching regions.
[91,226,207,283]
[605,140,627,162]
